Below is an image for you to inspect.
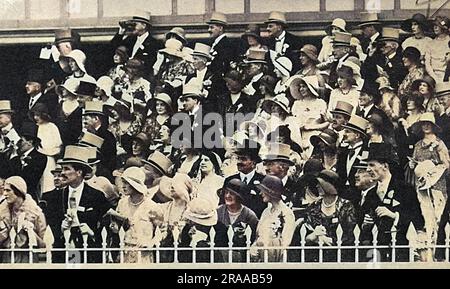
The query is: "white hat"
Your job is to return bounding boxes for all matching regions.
[63,49,87,73]
[273,56,292,77]
[96,76,114,98]
[121,167,147,195]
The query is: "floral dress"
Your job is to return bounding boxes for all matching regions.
[398,66,425,101]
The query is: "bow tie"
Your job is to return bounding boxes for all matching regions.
[276,36,285,42]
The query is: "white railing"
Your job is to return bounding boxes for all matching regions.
[1,222,450,265]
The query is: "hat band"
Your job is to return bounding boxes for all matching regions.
[343,123,366,135]
[331,109,351,115]
[144,159,167,175]
[188,211,215,219]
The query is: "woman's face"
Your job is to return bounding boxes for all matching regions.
[274,68,283,78]
[298,82,310,98]
[33,114,45,125]
[159,125,170,141]
[68,58,80,73]
[418,82,430,95]
[402,56,413,68]
[108,108,120,121]
[261,191,271,203]
[366,123,376,136]
[337,77,350,89]
[3,183,19,204]
[406,99,417,111]
[434,24,445,36]
[259,83,267,95]
[299,52,310,66]
[113,53,123,64]
[121,180,134,196]
[411,22,422,35]
[155,100,168,115]
[132,140,144,156]
[200,155,214,174]
[247,36,259,47]
[422,122,434,134]
[270,103,285,117]
[224,190,239,207]
[316,183,326,198]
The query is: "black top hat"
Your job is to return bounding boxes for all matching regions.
[401,13,430,33]
[235,138,261,162]
[367,143,396,164]
[20,122,40,143]
[27,68,47,86]
[76,81,97,97]
[241,24,262,42]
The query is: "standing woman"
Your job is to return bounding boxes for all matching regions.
[30,103,63,194]
[425,16,450,82]
[0,177,47,263]
[195,151,224,208]
[411,76,440,114]
[304,170,357,262]
[115,167,164,263]
[401,13,433,59]
[250,175,295,262]
[398,47,426,102]
[55,78,82,146]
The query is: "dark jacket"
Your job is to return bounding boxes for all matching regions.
[55,106,83,146]
[95,125,117,176]
[336,142,370,192]
[266,31,302,73]
[209,36,237,77]
[379,51,408,91]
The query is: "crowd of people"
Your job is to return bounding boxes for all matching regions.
[0,9,449,264]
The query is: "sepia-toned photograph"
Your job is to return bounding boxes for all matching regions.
[0,0,449,271]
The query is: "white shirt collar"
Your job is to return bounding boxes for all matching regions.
[22,148,34,158]
[276,31,286,41]
[370,32,380,43]
[387,52,397,60]
[30,92,42,102]
[69,181,85,207]
[349,141,363,150]
[1,123,13,133]
[212,34,226,49]
[137,32,149,42]
[240,170,256,182]
[282,175,288,186]
[252,73,264,83]
[230,92,241,105]
[360,103,374,117]
[189,105,200,115]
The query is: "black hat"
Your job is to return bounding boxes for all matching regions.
[20,122,41,143]
[76,81,97,97]
[221,178,249,202]
[367,143,396,164]
[310,128,338,148]
[402,46,421,64]
[401,13,431,33]
[359,81,381,105]
[27,68,47,86]
[235,138,261,162]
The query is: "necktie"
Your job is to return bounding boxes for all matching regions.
[348,149,356,160]
[243,177,248,185]
[29,97,35,109]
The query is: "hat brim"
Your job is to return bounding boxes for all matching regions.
[243,59,267,65]
[191,52,212,60]
[131,18,152,26]
[185,212,218,226]
[82,110,105,117]
[418,120,442,133]
[263,155,294,165]
[165,32,187,45]
[299,49,319,63]
[255,183,283,200]
[310,135,335,148]
[264,20,287,26]
[121,176,148,195]
[317,178,338,195]
[160,49,184,58]
[58,159,93,172]
[261,99,290,115]
[206,20,227,26]
[0,109,14,114]
[401,19,430,32]
[142,159,168,176]
[358,21,382,27]
[330,110,351,117]
[61,55,86,73]
[341,124,367,137]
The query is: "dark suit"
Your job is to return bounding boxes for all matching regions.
[55,106,83,146]
[217,91,258,118]
[436,112,450,151]
[43,183,111,263]
[95,125,117,176]
[360,34,384,85]
[379,51,408,91]
[111,32,162,76]
[15,92,59,131]
[356,105,394,134]
[266,31,302,73]
[336,142,369,195]
[209,36,237,77]
[224,172,266,218]
[7,149,47,202]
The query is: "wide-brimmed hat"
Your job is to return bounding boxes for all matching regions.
[241,24,262,41]
[5,176,27,199]
[401,13,430,33]
[261,93,291,115]
[418,112,441,132]
[184,198,218,226]
[96,76,114,98]
[56,78,79,96]
[263,142,294,165]
[310,129,338,148]
[316,170,340,196]
[359,81,381,104]
[332,31,352,47]
[415,160,447,190]
[358,12,381,27]
[221,178,248,202]
[58,145,93,172]
[273,56,292,77]
[403,46,421,64]
[166,27,187,45]
[83,101,104,116]
[121,167,147,195]
[433,16,450,31]
[160,38,184,58]
[153,93,173,113]
[243,48,267,64]
[300,44,319,63]
[411,75,436,94]
[0,100,14,114]
[191,43,212,60]
[367,143,396,164]
[265,11,287,26]
[29,102,51,120]
[131,12,152,26]
[342,114,369,137]
[378,27,400,43]
[255,175,284,201]
[330,101,354,117]
[287,75,319,98]
[78,131,104,150]
[326,18,347,35]
[142,151,173,176]
[436,82,450,97]
[234,138,261,162]
[20,122,40,143]
[206,12,228,26]
[62,49,87,73]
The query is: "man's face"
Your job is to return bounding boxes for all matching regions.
[52,172,65,189]
[225,78,242,94]
[244,63,262,77]
[332,46,348,59]
[142,164,163,186]
[361,25,375,38]
[0,113,11,128]
[25,81,41,96]
[57,42,73,57]
[354,168,374,189]
[82,115,98,131]
[61,165,83,186]
[332,113,347,130]
[367,160,386,181]
[208,24,223,39]
[180,96,198,113]
[380,41,396,56]
[133,22,147,35]
[343,129,360,145]
[193,56,207,70]
[266,23,283,38]
[237,155,255,174]
[438,95,450,109]
[17,136,33,154]
[359,92,373,107]
[264,160,288,178]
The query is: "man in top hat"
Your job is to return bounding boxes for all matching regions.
[377,27,407,91]
[0,100,20,158]
[4,122,47,202]
[224,138,265,217]
[111,11,161,77]
[141,151,174,202]
[329,101,354,146]
[77,131,112,181]
[265,11,302,73]
[328,31,355,88]
[82,101,117,176]
[263,142,299,207]
[48,146,112,263]
[336,114,370,195]
[241,48,268,96]
[206,12,238,77]
[361,143,424,261]
[436,82,450,150]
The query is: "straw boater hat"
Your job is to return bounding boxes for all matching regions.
[159,38,185,58]
[54,29,74,45]
[142,151,173,176]
[330,101,354,117]
[121,167,148,195]
[378,27,400,43]
[84,146,100,165]
[0,100,14,114]
[243,48,267,64]
[262,93,291,115]
[358,12,381,27]
[180,82,203,101]
[58,145,93,172]
[332,31,352,47]
[78,131,104,151]
[191,43,212,60]
[166,27,187,45]
[255,175,284,201]
[131,12,152,26]
[62,49,87,73]
[206,12,228,26]
[184,198,218,226]
[83,101,104,116]
[436,82,450,97]
[263,142,294,165]
[342,115,369,137]
[287,75,319,98]
[265,11,287,26]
